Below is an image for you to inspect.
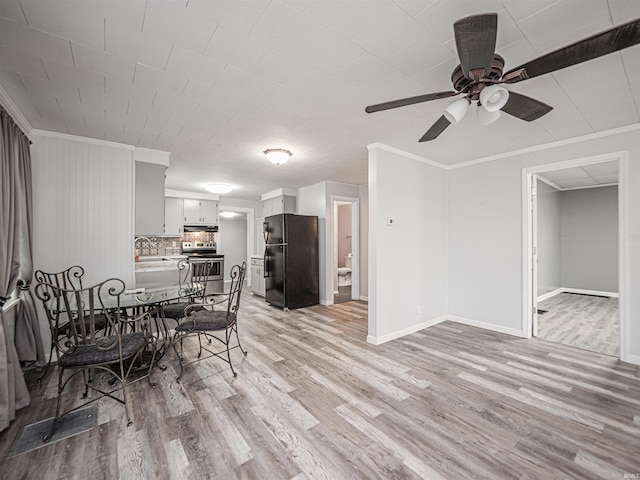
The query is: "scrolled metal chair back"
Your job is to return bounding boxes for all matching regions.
[35,278,125,352]
[226,262,247,318]
[35,265,85,291]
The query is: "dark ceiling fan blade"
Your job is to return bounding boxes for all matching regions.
[419,116,451,142]
[501,91,553,122]
[503,17,640,84]
[454,13,498,80]
[365,91,458,113]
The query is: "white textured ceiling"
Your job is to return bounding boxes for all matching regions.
[0,0,639,200]
[538,160,619,189]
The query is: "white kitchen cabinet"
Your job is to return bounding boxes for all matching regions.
[135,162,166,236]
[183,199,218,224]
[164,197,183,236]
[262,195,295,217]
[201,200,219,224]
[250,256,265,297]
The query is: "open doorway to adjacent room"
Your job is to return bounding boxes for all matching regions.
[332,196,359,305]
[523,153,629,360]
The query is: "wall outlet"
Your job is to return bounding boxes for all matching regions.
[416,305,421,315]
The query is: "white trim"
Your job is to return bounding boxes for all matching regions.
[561,288,619,298]
[366,142,447,170]
[626,355,640,367]
[320,299,332,306]
[217,204,255,286]
[359,295,368,302]
[330,195,360,303]
[561,182,618,192]
[537,288,563,302]
[448,315,525,338]
[165,189,220,201]
[366,315,447,345]
[133,147,171,167]
[0,84,32,134]
[522,151,629,362]
[261,188,297,201]
[451,124,640,170]
[30,129,135,150]
[537,175,563,191]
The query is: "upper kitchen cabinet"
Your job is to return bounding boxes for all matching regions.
[183,199,218,224]
[164,197,183,236]
[135,161,166,236]
[262,195,296,217]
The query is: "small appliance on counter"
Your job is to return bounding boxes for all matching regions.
[182,242,224,293]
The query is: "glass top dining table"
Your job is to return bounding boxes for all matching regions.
[117,284,203,310]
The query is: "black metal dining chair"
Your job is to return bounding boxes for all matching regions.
[172,262,247,379]
[159,259,205,322]
[34,266,108,381]
[34,277,156,441]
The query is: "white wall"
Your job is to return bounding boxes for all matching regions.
[218,216,248,281]
[368,145,448,343]
[448,127,640,362]
[31,132,136,352]
[537,180,562,297]
[561,186,618,293]
[31,133,135,286]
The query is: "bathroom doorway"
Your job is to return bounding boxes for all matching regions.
[332,195,359,305]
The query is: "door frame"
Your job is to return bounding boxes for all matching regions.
[331,195,360,303]
[217,205,255,287]
[521,151,629,361]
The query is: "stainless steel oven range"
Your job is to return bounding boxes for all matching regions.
[182,242,224,293]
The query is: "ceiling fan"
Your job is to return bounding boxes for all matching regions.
[365,14,640,142]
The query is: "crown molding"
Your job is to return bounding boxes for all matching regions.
[0,84,32,134]
[367,142,447,170]
[449,123,640,169]
[31,129,135,150]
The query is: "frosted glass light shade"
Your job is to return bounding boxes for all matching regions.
[443,97,470,124]
[479,85,509,112]
[477,105,502,125]
[264,148,292,165]
[205,183,232,194]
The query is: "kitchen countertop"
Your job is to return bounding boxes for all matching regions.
[135,255,187,272]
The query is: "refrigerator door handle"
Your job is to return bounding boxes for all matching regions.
[263,221,269,243]
[263,250,269,278]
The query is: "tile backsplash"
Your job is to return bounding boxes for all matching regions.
[135,232,217,256]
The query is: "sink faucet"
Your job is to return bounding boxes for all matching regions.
[134,236,154,257]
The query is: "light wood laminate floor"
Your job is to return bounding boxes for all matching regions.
[1,294,639,479]
[537,293,619,356]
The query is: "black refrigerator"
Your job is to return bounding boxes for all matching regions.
[263,213,319,310]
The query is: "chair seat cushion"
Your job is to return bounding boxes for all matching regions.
[59,332,147,368]
[175,311,236,332]
[161,302,204,319]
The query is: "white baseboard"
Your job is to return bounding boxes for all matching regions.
[537,287,619,303]
[359,295,368,302]
[625,354,640,367]
[537,288,563,302]
[367,315,447,345]
[561,287,619,298]
[448,315,525,338]
[320,299,332,306]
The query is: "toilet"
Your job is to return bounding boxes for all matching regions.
[337,255,352,286]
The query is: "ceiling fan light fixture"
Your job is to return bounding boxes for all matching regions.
[264,148,292,165]
[477,104,502,125]
[443,97,470,124]
[479,84,509,112]
[205,183,232,194]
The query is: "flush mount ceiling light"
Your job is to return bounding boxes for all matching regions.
[205,183,232,194]
[263,148,292,165]
[219,211,239,218]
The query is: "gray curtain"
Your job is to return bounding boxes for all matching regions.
[14,124,45,369]
[0,106,31,432]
